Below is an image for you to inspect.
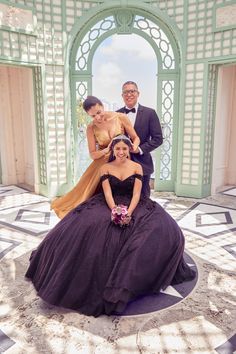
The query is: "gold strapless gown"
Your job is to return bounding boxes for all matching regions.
[51,115,124,218]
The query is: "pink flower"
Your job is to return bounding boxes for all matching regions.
[111,205,131,227]
[111,208,117,216]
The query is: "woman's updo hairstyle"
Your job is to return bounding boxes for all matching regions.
[83,96,103,112]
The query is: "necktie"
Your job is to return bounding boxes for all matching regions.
[124,107,136,114]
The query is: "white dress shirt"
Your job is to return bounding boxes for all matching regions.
[125,103,143,155]
[125,103,139,127]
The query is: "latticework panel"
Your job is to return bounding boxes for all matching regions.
[10,0,102,33]
[73,16,116,178]
[75,80,91,178]
[133,16,175,70]
[203,64,217,185]
[34,67,47,185]
[76,81,88,103]
[160,80,175,181]
[65,1,102,33]
[0,0,64,64]
[75,16,116,71]
[35,0,64,64]
[150,0,185,31]
[10,0,35,5]
[74,11,177,73]
[45,65,67,184]
[0,30,37,62]
[187,0,236,60]
[181,63,204,186]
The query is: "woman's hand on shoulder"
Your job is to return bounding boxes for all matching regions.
[101,140,112,158]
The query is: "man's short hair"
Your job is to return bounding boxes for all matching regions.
[122,81,138,90]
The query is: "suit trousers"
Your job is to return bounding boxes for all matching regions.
[141,174,151,197]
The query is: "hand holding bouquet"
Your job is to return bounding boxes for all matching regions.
[111,204,131,227]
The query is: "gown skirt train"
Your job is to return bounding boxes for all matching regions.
[51,156,109,219]
[26,174,195,317]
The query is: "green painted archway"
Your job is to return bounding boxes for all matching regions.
[69,1,182,191]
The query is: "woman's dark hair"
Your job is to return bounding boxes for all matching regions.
[83,96,103,112]
[108,134,132,162]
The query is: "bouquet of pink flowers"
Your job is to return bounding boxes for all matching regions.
[111,204,131,227]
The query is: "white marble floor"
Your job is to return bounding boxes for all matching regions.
[0,185,236,354]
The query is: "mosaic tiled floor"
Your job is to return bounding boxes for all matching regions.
[0,185,235,353]
[177,202,236,238]
[221,187,236,197]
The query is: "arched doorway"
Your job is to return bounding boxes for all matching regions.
[70,6,181,192]
[92,34,157,111]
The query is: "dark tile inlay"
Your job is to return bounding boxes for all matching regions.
[15,209,51,225]
[221,187,236,198]
[177,202,236,238]
[0,189,12,195]
[215,333,236,354]
[0,236,21,260]
[0,329,15,352]
[196,211,233,227]
[222,243,236,259]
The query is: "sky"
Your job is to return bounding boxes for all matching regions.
[92,34,157,111]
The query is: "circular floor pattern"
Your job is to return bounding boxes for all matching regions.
[119,252,198,316]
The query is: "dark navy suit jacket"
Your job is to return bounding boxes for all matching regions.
[117,104,163,175]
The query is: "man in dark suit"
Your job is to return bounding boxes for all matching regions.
[117,81,163,197]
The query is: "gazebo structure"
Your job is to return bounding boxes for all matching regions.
[0,0,236,198]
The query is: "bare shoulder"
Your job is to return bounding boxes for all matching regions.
[87,123,94,132]
[117,112,128,121]
[136,163,143,175]
[128,160,143,174]
[100,163,110,176]
[105,112,119,122]
[118,113,133,128]
[117,112,126,118]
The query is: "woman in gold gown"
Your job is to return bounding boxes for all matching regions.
[51,96,140,218]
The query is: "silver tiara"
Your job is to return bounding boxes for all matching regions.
[112,134,131,142]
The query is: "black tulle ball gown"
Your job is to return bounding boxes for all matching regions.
[25,174,195,317]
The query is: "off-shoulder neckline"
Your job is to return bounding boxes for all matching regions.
[101,173,142,182]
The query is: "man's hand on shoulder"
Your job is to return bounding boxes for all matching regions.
[131,146,143,155]
[131,143,142,154]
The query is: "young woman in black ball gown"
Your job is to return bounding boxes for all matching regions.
[25,134,195,317]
